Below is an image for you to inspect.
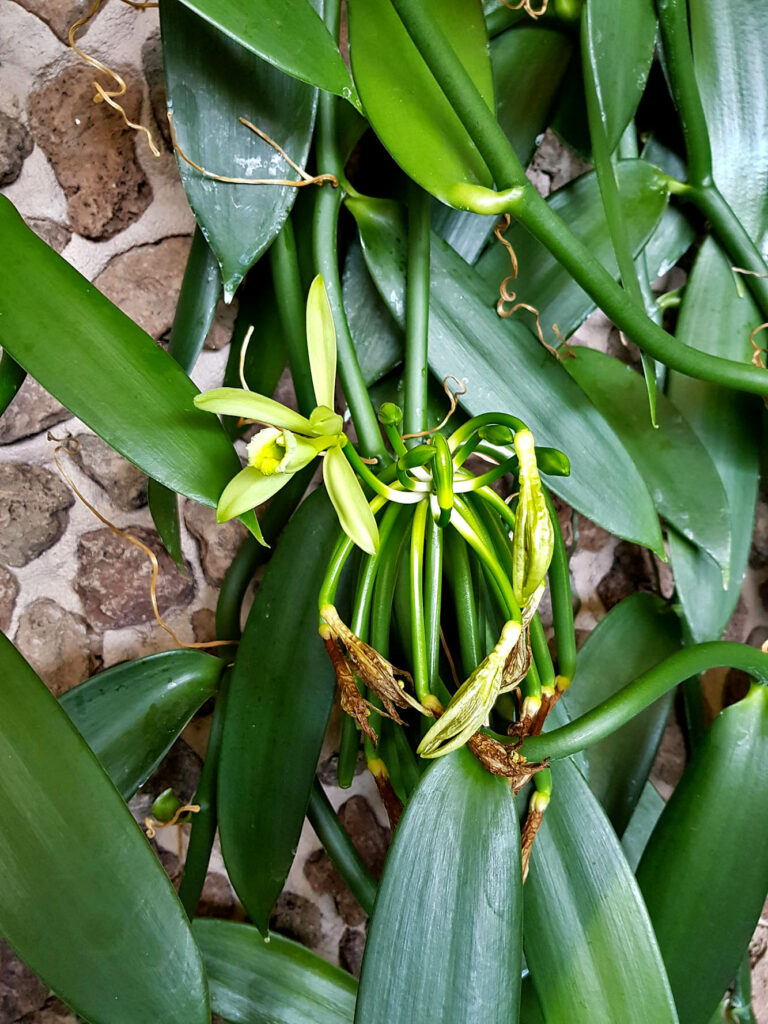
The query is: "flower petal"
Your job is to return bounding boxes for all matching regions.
[194,388,313,434]
[217,466,290,523]
[306,275,337,410]
[323,446,379,555]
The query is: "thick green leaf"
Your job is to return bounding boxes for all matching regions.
[0,198,240,507]
[666,0,768,642]
[60,650,224,801]
[434,24,573,263]
[347,0,494,207]
[0,633,208,1024]
[162,0,318,301]
[175,0,357,105]
[621,780,665,871]
[194,919,356,1024]
[475,160,671,340]
[583,0,657,152]
[356,746,522,1024]
[218,489,339,932]
[565,347,731,576]
[562,593,682,833]
[638,685,768,1024]
[525,758,678,1024]
[349,195,664,553]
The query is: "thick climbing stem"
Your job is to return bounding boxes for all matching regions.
[314,4,386,459]
[404,183,431,439]
[387,0,768,396]
[270,218,316,415]
[520,643,768,762]
[409,499,431,702]
[307,779,377,914]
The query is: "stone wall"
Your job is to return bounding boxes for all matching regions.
[0,0,766,1020]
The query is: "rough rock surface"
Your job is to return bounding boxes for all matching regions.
[183,500,246,587]
[74,523,194,629]
[596,540,658,611]
[338,928,365,977]
[14,598,101,695]
[0,564,20,632]
[304,796,389,928]
[16,995,80,1023]
[0,377,69,446]
[25,217,72,253]
[94,236,192,338]
[12,0,93,42]
[0,462,74,567]
[73,432,147,510]
[28,64,152,240]
[0,939,48,1022]
[141,31,172,150]
[0,111,33,187]
[270,891,324,948]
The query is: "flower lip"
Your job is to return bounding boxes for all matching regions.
[246,427,319,476]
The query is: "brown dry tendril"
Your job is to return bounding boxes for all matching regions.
[68,0,161,157]
[400,375,467,440]
[48,433,235,651]
[144,804,200,839]
[168,114,338,190]
[493,214,575,360]
[500,0,549,21]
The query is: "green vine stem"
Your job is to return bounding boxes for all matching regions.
[445,525,482,677]
[307,779,377,915]
[270,217,316,415]
[655,0,712,189]
[387,0,768,396]
[314,0,386,460]
[404,183,431,439]
[656,0,768,319]
[177,669,232,918]
[409,499,431,702]
[542,488,576,685]
[529,613,555,692]
[519,643,768,762]
[424,516,444,690]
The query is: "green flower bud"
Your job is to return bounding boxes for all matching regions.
[512,429,555,607]
[151,788,182,824]
[309,404,344,436]
[478,423,515,445]
[378,402,403,426]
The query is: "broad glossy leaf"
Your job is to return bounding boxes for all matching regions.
[565,347,731,576]
[525,758,678,1024]
[61,650,224,801]
[621,780,665,871]
[347,0,494,207]
[582,0,657,152]
[562,594,682,833]
[0,633,209,1024]
[435,24,573,263]
[343,239,403,386]
[638,685,768,1024]
[0,198,241,507]
[162,0,318,301]
[194,919,356,1024]
[349,196,664,553]
[356,747,522,1024]
[666,0,767,641]
[475,160,671,340]
[218,489,339,932]
[175,0,357,105]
